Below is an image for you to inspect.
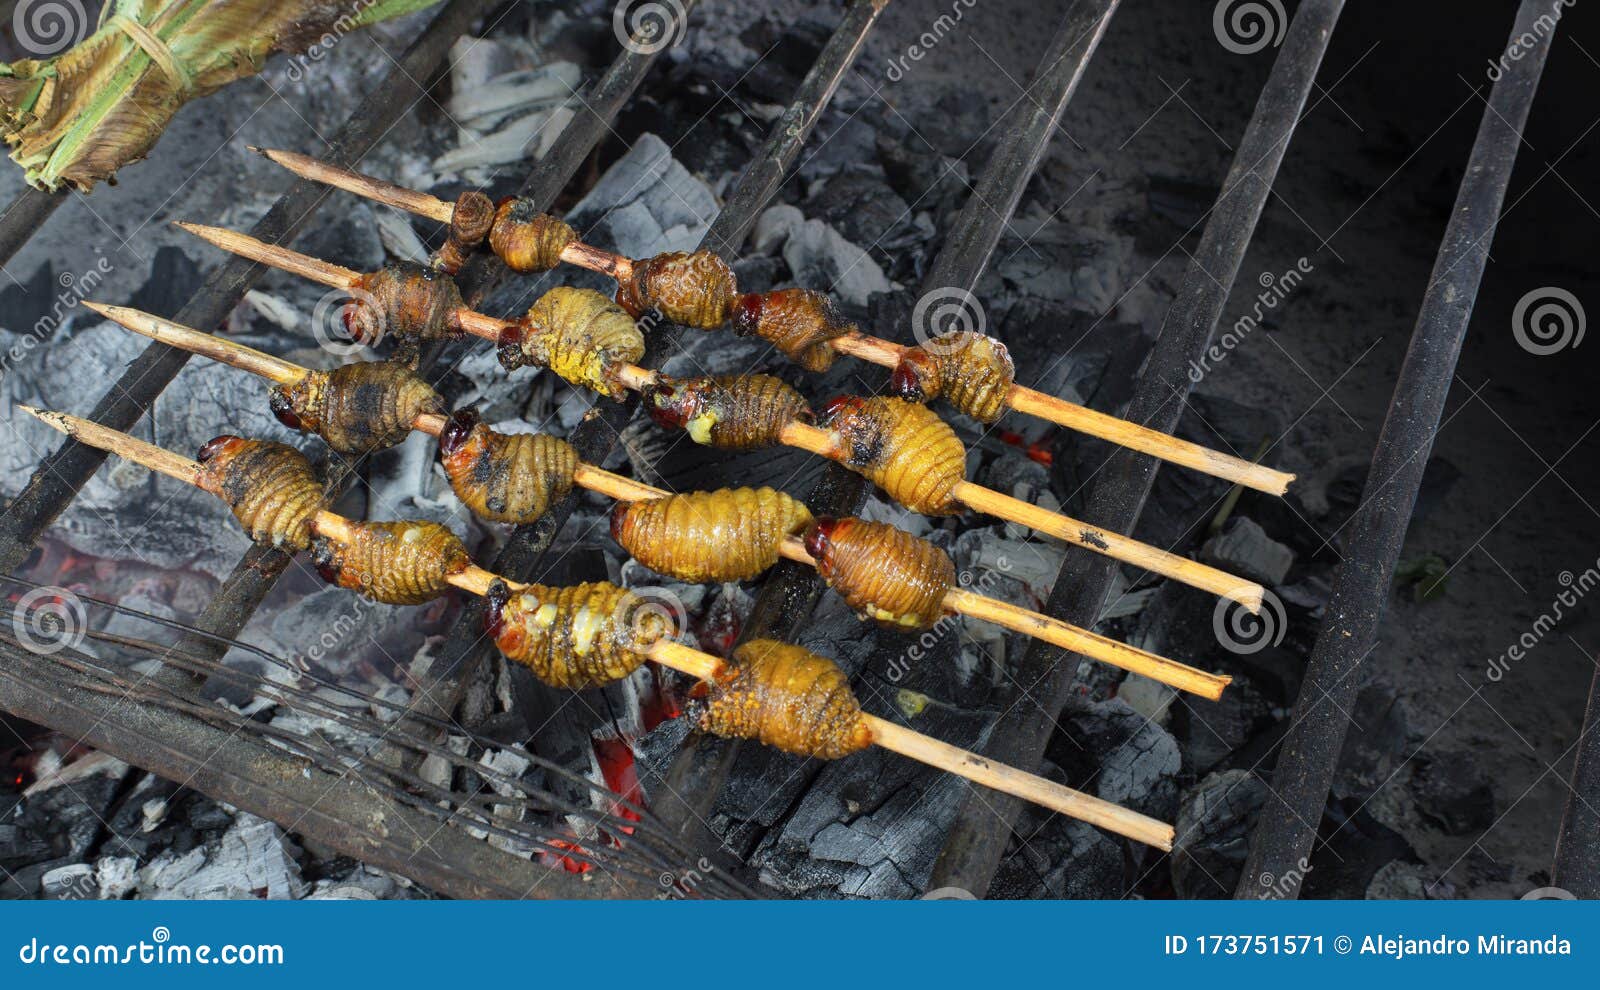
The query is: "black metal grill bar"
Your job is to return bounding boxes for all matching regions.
[1555,670,1600,897]
[652,0,1124,850]
[1238,0,1555,898]
[929,0,1346,896]
[0,0,493,577]
[0,186,65,273]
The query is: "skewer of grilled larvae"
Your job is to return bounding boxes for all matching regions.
[170,224,1266,612]
[19,407,1175,849]
[78,303,1231,700]
[252,146,1293,496]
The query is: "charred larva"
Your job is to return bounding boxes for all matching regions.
[485,579,676,690]
[615,250,738,328]
[269,360,443,453]
[891,331,1015,423]
[196,436,326,551]
[692,639,872,759]
[437,410,579,524]
[610,487,813,583]
[312,520,470,605]
[488,198,577,274]
[821,396,966,515]
[805,517,953,630]
[348,261,463,351]
[730,288,851,372]
[644,373,812,449]
[436,191,497,274]
[497,286,645,400]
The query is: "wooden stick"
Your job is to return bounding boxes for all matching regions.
[18,405,1175,848]
[251,148,456,224]
[81,302,307,386]
[177,228,1265,609]
[175,221,361,290]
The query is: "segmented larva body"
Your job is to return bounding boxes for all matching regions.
[350,261,463,349]
[497,286,645,400]
[269,361,443,453]
[823,397,966,515]
[437,410,579,524]
[644,374,811,449]
[731,289,850,372]
[436,191,496,273]
[485,580,676,690]
[891,331,1015,423]
[488,198,577,273]
[805,517,953,630]
[311,520,470,605]
[610,487,813,583]
[616,250,738,328]
[196,436,325,551]
[694,639,872,759]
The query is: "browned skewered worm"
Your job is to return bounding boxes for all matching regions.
[691,639,872,759]
[495,286,645,400]
[644,373,812,449]
[436,191,497,274]
[484,579,676,690]
[312,520,471,604]
[196,436,326,551]
[437,410,579,524]
[347,261,463,351]
[891,331,1016,424]
[610,487,813,583]
[804,517,955,630]
[614,250,738,329]
[730,288,854,372]
[821,396,967,515]
[488,197,578,274]
[270,360,444,454]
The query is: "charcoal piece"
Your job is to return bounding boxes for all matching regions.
[1334,682,1411,800]
[802,172,911,254]
[564,133,719,261]
[1365,860,1452,900]
[126,245,202,316]
[1047,695,1181,821]
[1409,753,1495,835]
[1172,769,1268,899]
[781,219,892,308]
[1200,517,1295,587]
[0,261,59,335]
[1300,800,1417,898]
[876,132,970,221]
[991,796,1125,899]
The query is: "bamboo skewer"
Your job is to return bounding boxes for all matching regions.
[78,302,1232,700]
[175,221,1267,612]
[252,147,1294,496]
[20,404,1176,850]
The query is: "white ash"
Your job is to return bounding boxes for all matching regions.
[564,133,720,259]
[779,217,895,308]
[372,210,430,264]
[136,813,305,900]
[1200,517,1296,587]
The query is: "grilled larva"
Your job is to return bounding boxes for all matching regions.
[437,410,579,524]
[485,579,676,690]
[610,487,813,583]
[822,396,966,515]
[311,520,470,605]
[436,191,496,273]
[730,289,850,372]
[349,261,463,351]
[269,361,444,453]
[692,639,872,759]
[488,198,577,274]
[615,250,737,328]
[805,517,953,630]
[497,286,645,400]
[891,331,1016,423]
[196,436,325,551]
[644,373,811,449]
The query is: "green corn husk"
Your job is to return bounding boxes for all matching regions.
[0,0,440,191]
